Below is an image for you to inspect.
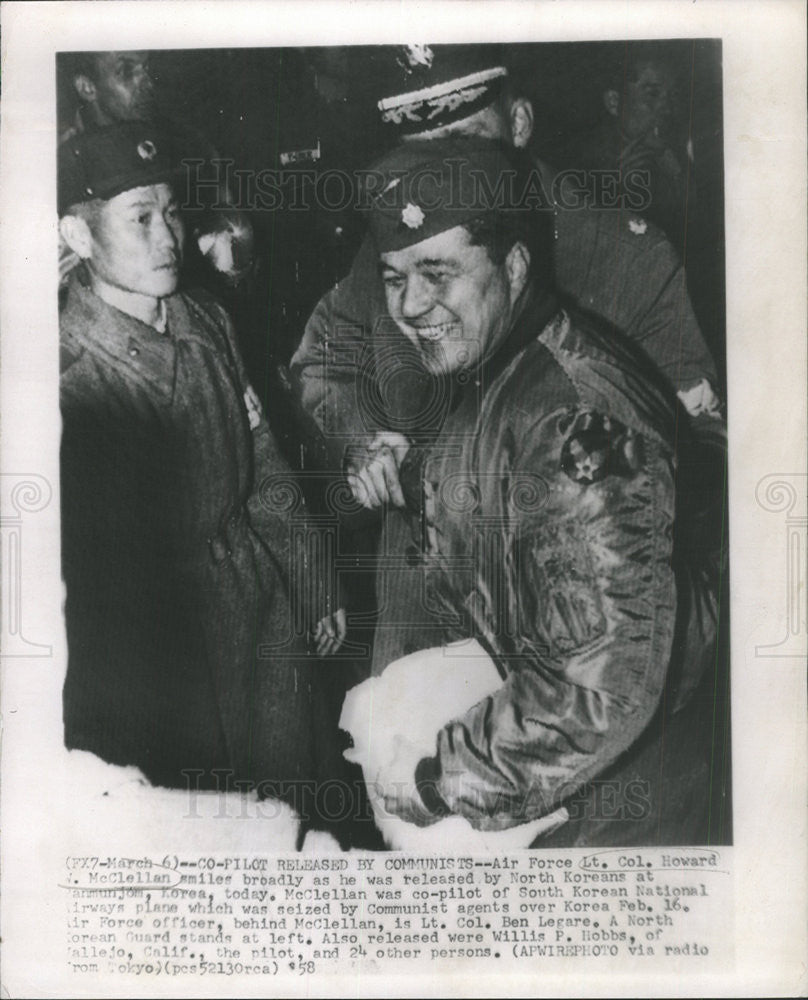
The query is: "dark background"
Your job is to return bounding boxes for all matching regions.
[57,41,725,393]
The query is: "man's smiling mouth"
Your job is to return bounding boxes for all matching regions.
[410,323,460,342]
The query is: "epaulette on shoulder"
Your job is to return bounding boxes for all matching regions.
[616,212,669,249]
[561,205,673,256]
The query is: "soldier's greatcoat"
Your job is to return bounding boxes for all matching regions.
[60,272,335,800]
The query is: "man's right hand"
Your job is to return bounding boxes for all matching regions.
[346,432,410,509]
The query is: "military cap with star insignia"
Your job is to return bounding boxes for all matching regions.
[58,122,183,215]
[364,136,523,253]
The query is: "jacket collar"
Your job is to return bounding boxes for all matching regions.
[477,282,559,387]
[61,268,186,402]
[402,283,560,461]
[441,282,560,415]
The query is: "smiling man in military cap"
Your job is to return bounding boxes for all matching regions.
[341,137,720,845]
[291,43,723,498]
[289,47,727,844]
[58,123,346,823]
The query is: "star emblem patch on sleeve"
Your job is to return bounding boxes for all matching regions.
[560,411,644,485]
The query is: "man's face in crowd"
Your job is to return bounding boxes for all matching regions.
[380,224,526,376]
[620,60,676,145]
[80,52,156,125]
[84,183,184,300]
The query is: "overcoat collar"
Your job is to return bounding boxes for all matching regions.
[61,270,205,403]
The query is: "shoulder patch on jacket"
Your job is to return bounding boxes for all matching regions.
[560,410,644,485]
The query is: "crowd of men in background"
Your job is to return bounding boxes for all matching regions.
[56,43,731,848]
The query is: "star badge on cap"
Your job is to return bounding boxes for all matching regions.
[401,203,425,229]
[137,140,158,162]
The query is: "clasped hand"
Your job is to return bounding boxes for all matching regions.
[346,432,411,509]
